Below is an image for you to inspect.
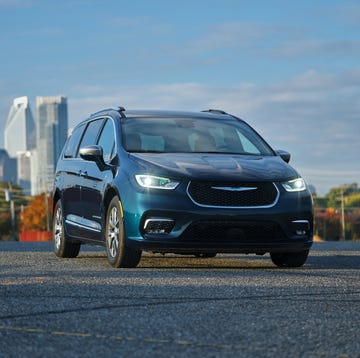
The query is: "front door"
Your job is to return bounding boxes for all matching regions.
[80,118,117,241]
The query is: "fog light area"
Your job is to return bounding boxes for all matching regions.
[144,218,175,234]
[292,220,310,236]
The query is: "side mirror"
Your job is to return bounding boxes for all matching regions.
[79,145,106,167]
[275,150,291,163]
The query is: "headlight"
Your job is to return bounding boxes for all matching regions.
[135,175,180,190]
[282,178,306,192]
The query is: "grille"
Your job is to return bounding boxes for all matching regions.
[187,181,278,207]
[180,221,286,243]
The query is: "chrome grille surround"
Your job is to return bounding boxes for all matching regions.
[187,181,280,208]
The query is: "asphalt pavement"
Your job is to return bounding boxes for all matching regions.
[0,241,359,357]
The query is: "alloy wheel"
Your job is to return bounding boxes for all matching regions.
[107,206,119,258]
[54,206,63,251]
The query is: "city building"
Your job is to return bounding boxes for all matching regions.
[0,149,17,183]
[34,96,68,194]
[3,97,36,189]
[4,96,36,158]
[17,151,32,195]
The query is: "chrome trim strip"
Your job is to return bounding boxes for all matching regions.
[144,218,174,229]
[211,186,258,192]
[65,214,102,232]
[292,220,310,228]
[186,182,280,209]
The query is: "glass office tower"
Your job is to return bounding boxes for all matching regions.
[4,96,36,158]
[4,97,36,188]
[34,96,68,195]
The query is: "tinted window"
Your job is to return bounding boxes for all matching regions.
[97,119,115,162]
[63,124,85,158]
[238,132,261,154]
[122,117,274,155]
[77,119,104,157]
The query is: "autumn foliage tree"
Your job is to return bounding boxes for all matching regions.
[313,183,360,241]
[315,208,341,241]
[19,193,52,232]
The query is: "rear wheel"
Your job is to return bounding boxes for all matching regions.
[105,196,142,268]
[53,200,81,258]
[270,250,309,267]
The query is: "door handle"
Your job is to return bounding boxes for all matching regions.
[79,170,88,177]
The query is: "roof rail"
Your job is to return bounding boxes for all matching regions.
[90,106,126,117]
[201,109,228,115]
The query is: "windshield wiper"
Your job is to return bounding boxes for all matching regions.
[128,150,164,153]
[193,151,258,155]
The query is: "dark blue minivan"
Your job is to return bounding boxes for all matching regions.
[52,107,313,268]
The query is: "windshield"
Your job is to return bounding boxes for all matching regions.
[121,117,274,156]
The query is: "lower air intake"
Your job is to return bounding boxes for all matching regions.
[144,218,175,234]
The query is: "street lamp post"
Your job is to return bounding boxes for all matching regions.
[340,188,346,241]
[5,188,16,241]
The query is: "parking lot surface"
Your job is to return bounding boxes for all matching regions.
[0,241,359,357]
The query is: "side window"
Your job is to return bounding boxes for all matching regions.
[237,131,261,154]
[97,119,115,162]
[63,124,85,158]
[77,119,104,157]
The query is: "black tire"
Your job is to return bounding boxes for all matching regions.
[53,200,81,258]
[270,250,309,268]
[194,253,217,258]
[105,196,142,268]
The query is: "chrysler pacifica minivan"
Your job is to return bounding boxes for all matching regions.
[52,107,313,268]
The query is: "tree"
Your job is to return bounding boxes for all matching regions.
[19,193,51,232]
[346,192,360,207]
[315,208,341,241]
[0,182,29,240]
[314,183,360,241]
[327,183,358,207]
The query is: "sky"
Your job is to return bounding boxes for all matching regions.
[0,0,359,195]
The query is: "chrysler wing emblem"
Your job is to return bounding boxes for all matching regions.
[211,186,258,192]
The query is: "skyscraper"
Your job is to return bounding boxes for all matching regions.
[3,97,35,189]
[17,151,32,194]
[4,96,36,158]
[34,96,68,194]
[0,149,17,183]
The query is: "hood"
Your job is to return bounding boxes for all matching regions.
[129,153,299,182]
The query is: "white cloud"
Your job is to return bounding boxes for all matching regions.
[187,22,267,52]
[270,39,360,58]
[166,18,360,65]
[171,21,293,59]
[66,68,359,194]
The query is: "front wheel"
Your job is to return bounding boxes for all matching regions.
[105,197,142,268]
[53,200,80,258]
[270,250,309,268]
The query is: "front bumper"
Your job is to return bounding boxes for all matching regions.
[121,180,313,254]
[127,237,313,255]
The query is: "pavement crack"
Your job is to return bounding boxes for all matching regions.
[1,290,360,320]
